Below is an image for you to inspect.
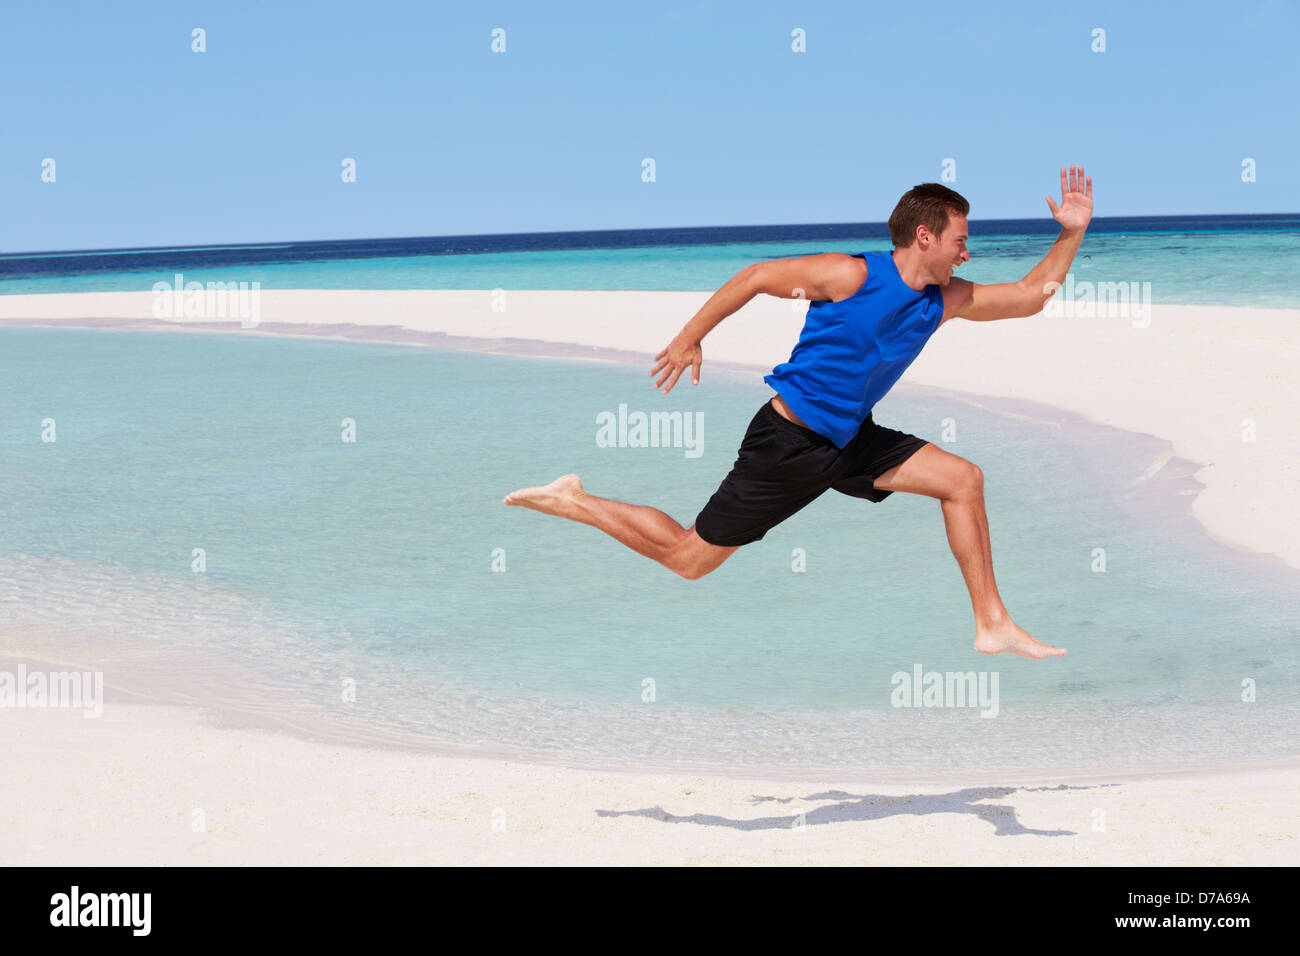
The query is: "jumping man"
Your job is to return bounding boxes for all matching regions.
[505,166,1094,659]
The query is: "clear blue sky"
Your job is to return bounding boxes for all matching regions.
[2,0,1296,252]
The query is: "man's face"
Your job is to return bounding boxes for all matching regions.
[925,211,970,286]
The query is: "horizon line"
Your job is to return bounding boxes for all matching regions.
[3,211,1297,260]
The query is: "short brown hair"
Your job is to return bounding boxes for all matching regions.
[888,183,970,248]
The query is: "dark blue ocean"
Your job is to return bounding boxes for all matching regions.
[3,214,1298,308]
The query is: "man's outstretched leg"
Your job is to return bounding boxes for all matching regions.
[503,474,738,580]
[872,444,1067,660]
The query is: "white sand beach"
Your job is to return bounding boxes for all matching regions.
[5,696,1297,866]
[2,289,1298,865]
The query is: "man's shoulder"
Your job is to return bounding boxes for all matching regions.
[819,252,870,303]
[937,276,975,325]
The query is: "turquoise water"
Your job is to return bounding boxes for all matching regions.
[2,328,1297,773]
[2,229,1299,308]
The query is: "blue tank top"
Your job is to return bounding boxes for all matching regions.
[763,250,945,448]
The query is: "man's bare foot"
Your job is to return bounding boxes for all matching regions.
[502,473,587,518]
[974,617,1067,659]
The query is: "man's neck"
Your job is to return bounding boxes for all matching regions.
[889,248,929,292]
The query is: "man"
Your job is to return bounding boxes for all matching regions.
[505,166,1093,659]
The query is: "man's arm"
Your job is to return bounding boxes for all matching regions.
[943,165,1093,324]
[680,253,859,341]
[651,253,861,393]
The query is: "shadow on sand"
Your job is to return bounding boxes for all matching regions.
[597,783,1116,836]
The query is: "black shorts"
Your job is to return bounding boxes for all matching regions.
[694,398,930,547]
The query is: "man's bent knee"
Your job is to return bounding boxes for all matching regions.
[944,461,983,501]
[668,528,738,580]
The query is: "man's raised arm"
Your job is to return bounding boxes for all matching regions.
[946,165,1094,323]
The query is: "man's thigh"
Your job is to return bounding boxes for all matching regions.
[694,400,839,546]
[828,415,931,503]
[870,442,980,500]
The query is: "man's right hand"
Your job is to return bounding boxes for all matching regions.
[650,334,702,394]
[1044,164,1093,232]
